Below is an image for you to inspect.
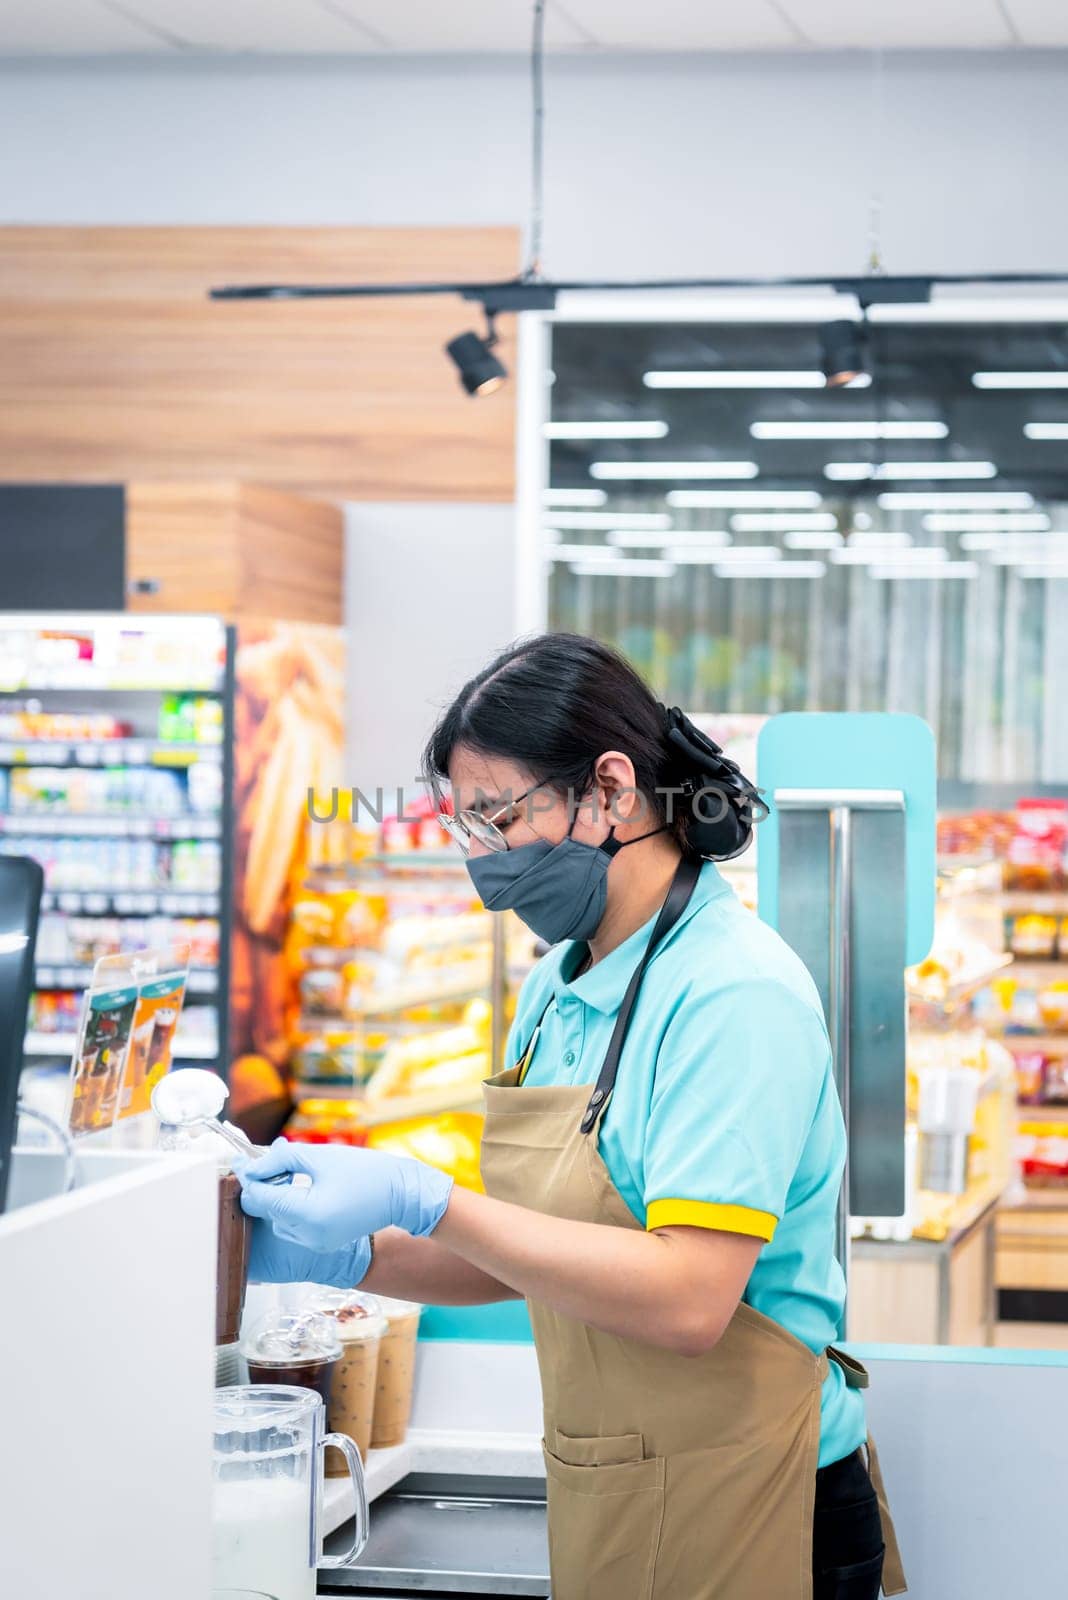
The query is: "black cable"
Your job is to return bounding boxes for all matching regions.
[525,0,546,280]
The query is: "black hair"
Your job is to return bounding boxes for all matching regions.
[421,632,764,860]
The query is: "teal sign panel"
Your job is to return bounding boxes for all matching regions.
[756,713,937,966]
[420,1301,533,1342]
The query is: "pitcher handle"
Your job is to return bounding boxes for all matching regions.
[318,1431,369,1569]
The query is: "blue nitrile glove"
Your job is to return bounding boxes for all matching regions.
[239,1138,454,1253]
[247,1219,372,1289]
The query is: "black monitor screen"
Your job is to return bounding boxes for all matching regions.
[0,857,44,1213]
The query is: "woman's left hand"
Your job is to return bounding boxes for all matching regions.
[239,1138,454,1252]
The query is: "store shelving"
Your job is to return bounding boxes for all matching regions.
[1,614,234,1082]
[0,814,222,838]
[39,890,219,915]
[0,739,222,767]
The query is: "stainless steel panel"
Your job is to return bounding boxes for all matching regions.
[320,1486,550,1596]
[848,806,907,1219]
[775,796,907,1225]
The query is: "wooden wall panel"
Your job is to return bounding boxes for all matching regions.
[126,482,344,624]
[0,227,518,502]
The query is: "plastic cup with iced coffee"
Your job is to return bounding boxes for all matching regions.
[241,1311,342,1408]
[308,1290,388,1468]
[370,1297,423,1450]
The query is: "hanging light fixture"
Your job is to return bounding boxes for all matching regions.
[445,313,507,396]
[820,320,868,388]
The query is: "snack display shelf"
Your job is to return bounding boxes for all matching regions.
[1008,959,1068,978]
[998,891,1068,915]
[0,739,222,766]
[1003,1182,1068,1209]
[1017,1102,1068,1123]
[911,1175,1008,1245]
[23,1030,219,1060]
[0,813,222,839]
[906,956,1014,1018]
[990,1034,1068,1052]
[299,977,492,1028]
[291,1082,485,1126]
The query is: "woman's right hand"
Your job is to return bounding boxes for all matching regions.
[247,1220,372,1289]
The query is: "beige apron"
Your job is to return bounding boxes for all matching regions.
[480,861,906,1599]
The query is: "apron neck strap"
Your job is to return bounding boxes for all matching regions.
[580,853,703,1136]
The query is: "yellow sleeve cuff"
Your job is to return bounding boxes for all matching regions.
[645,1198,778,1242]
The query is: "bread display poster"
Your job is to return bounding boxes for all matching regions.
[66,945,190,1136]
[228,620,346,1121]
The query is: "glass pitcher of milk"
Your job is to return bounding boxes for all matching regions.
[212,1386,368,1600]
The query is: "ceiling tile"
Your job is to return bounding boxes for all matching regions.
[1002,0,1068,45]
[0,0,174,52]
[110,0,387,52]
[327,0,589,52]
[563,0,800,49]
[781,0,1015,48]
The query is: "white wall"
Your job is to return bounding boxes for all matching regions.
[344,502,518,794]
[1,50,1067,276]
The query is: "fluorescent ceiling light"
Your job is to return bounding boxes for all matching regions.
[644,370,871,390]
[545,421,668,440]
[563,291,861,324]
[870,299,1068,324]
[784,529,844,549]
[825,461,997,482]
[832,547,947,567]
[969,534,1068,554]
[543,488,607,506]
[731,512,838,532]
[667,549,749,565]
[688,546,782,564]
[668,490,822,509]
[751,421,947,441]
[989,548,1068,566]
[973,373,1068,389]
[1024,422,1068,439]
[590,460,758,480]
[869,562,978,579]
[568,559,677,578]
[543,511,672,529]
[922,513,1050,533]
[877,492,1035,510]
[850,530,914,550]
[607,528,731,549]
[548,544,621,563]
[714,561,826,579]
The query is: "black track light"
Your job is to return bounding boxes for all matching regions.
[820,320,868,388]
[445,314,508,397]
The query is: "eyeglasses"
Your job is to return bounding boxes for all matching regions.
[439,785,542,857]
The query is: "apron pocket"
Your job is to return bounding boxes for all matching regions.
[817,1546,885,1600]
[542,1442,665,1600]
[553,1428,644,1466]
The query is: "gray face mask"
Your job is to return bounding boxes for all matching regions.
[465,822,665,946]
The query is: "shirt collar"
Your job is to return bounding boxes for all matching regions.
[551,859,733,1016]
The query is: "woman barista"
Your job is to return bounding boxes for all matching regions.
[240,633,905,1600]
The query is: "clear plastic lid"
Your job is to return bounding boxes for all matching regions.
[240,1310,343,1367]
[306,1288,388,1341]
[373,1296,424,1323]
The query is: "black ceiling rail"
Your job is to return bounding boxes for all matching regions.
[209,272,1068,307]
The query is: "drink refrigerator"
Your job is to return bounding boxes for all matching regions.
[0,613,347,1120]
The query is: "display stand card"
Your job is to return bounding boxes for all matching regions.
[67,944,191,1136]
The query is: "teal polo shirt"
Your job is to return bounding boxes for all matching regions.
[506,859,866,1469]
